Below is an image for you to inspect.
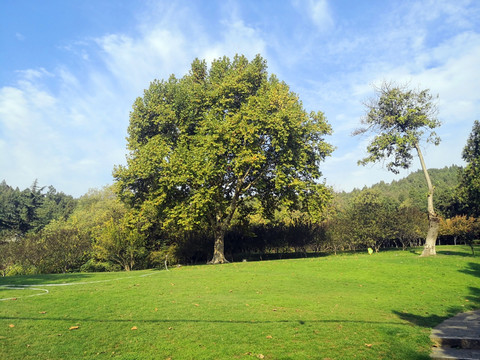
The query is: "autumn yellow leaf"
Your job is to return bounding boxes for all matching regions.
[69,326,79,330]
[365,343,372,348]
[266,335,273,339]
[8,324,14,328]
[131,326,138,330]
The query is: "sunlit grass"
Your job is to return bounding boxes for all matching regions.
[1,245,479,359]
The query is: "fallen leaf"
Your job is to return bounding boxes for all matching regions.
[39,311,47,314]
[194,303,199,307]
[168,327,173,330]
[246,304,250,306]
[8,324,14,328]
[266,335,273,339]
[69,326,79,330]
[11,298,17,301]
[365,343,372,348]
[258,354,265,359]
[131,326,138,330]
[154,308,158,312]
[170,283,175,286]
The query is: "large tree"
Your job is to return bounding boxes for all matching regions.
[114,54,333,264]
[458,120,480,217]
[354,82,441,256]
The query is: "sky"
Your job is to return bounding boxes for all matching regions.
[1,0,479,197]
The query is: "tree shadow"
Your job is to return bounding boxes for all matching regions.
[436,250,476,258]
[459,262,480,278]
[0,315,405,326]
[393,262,480,328]
[391,261,480,358]
[0,270,159,286]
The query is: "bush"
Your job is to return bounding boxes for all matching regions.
[5,263,39,276]
[80,259,121,272]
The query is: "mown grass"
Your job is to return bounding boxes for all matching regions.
[1,245,479,360]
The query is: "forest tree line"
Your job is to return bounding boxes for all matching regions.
[0,164,477,276]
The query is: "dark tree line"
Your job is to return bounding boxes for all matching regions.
[0,180,76,239]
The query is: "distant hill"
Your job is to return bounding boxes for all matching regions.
[336,165,462,215]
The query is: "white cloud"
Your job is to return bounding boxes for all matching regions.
[292,0,334,32]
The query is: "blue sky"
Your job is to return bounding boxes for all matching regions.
[1,0,479,197]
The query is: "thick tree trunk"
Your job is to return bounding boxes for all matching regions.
[208,227,229,264]
[415,143,438,257]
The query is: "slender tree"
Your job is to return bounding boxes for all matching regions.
[114,54,334,263]
[354,81,441,256]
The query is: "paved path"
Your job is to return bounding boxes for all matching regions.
[430,310,480,359]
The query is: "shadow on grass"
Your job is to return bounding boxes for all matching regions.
[0,315,408,326]
[393,262,480,328]
[0,273,97,286]
[0,270,160,287]
[459,262,480,277]
[436,250,476,257]
[391,261,480,358]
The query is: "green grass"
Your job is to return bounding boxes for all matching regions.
[1,246,479,360]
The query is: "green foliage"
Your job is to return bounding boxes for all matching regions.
[114,54,333,262]
[338,166,462,216]
[0,180,76,238]
[458,120,480,217]
[347,190,397,251]
[355,82,440,173]
[72,187,148,271]
[439,215,479,255]
[94,211,147,271]
[79,258,122,272]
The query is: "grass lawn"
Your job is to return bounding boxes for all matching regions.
[1,245,479,359]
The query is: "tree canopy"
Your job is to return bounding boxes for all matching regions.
[114,54,334,263]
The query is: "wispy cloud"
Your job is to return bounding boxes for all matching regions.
[292,0,334,32]
[0,1,269,196]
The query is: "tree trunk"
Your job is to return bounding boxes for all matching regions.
[208,227,229,264]
[415,143,438,257]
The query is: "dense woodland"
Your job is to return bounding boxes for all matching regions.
[1,56,479,275]
[0,164,477,276]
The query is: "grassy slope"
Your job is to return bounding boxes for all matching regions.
[1,246,479,360]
